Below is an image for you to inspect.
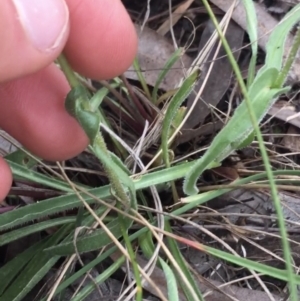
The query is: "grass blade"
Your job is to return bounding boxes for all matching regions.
[152,48,183,104]
[165,221,204,301]
[0,225,71,301]
[161,69,199,169]
[259,3,300,75]
[159,258,179,301]
[0,161,195,232]
[0,217,75,247]
[241,0,257,86]
[0,239,46,295]
[70,255,125,301]
[8,160,74,192]
[45,218,132,255]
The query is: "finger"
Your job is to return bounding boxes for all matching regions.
[0,0,69,82]
[64,0,137,79]
[0,64,89,161]
[0,158,12,202]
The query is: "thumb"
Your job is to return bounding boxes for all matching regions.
[0,0,69,82]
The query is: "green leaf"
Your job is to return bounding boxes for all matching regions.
[165,221,204,301]
[0,217,75,247]
[241,0,257,86]
[37,170,300,257]
[76,109,101,145]
[1,161,196,232]
[0,239,46,295]
[109,151,131,175]
[66,86,135,210]
[0,186,110,233]
[159,259,180,301]
[183,68,289,195]
[4,149,38,169]
[152,48,183,104]
[161,69,200,168]
[258,4,300,76]
[70,255,125,301]
[138,230,155,260]
[39,246,118,300]
[45,217,132,255]
[0,225,71,301]
[89,83,119,112]
[90,135,136,210]
[4,161,300,236]
[64,85,90,116]
[7,160,74,192]
[65,86,101,145]
[237,130,255,149]
[133,58,151,99]
[205,244,300,284]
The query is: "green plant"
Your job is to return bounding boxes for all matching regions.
[1,1,300,300]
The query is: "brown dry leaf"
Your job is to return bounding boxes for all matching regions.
[268,101,300,128]
[157,0,195,36]
[281,125,300,151]
[182,18,244,130]
[213,165,240,181]
[209,189,300,228]
[125,25,193,91]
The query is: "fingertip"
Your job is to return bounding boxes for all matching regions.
[0,158,12,202]
[64,0,137,79]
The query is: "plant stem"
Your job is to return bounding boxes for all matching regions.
[58,54,131,209]
[92,135,131,208]
[57,54,80,88]
[118,208,143,301]
[133,58,151,100]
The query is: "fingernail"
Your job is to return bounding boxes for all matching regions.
[12,0,69,51]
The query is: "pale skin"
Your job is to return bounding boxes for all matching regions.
[0,0,138,200]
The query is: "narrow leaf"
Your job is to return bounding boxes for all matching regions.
[0,226,70,301]
[183,68,289,195]
[0,217,75,247]
[45,218,132,255]
[0,240,46,295]
[152,48,183,104]
[161,69,200,168]
[241,0,258,86]
[258,4,300,75]
[159,259,180,301]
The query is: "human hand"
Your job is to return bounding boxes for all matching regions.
[0,0,137,201]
